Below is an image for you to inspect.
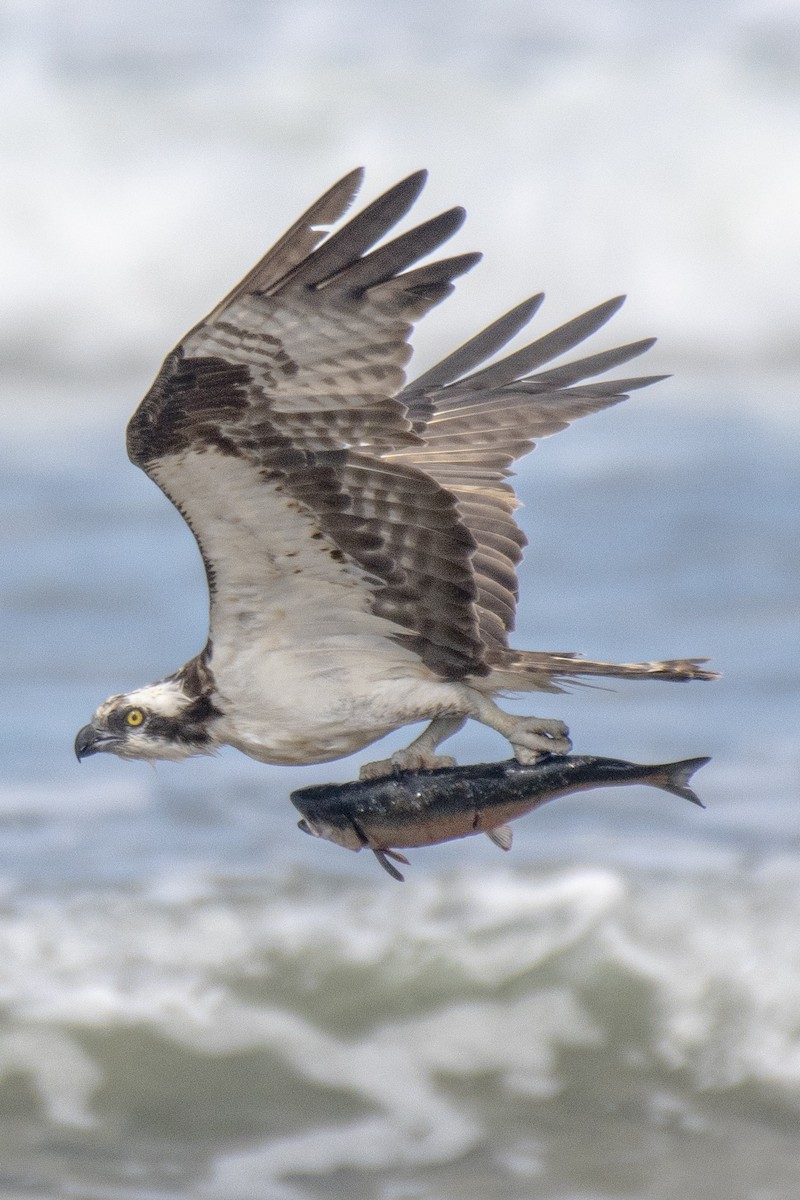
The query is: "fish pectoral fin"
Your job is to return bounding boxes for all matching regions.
[372,847,410,882]
[486,824,513,852]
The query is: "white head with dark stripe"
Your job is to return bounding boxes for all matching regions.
[74,678,221,763]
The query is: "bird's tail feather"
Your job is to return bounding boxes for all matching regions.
[485,650,718,691]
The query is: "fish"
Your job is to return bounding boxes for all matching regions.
[291,753,710,879]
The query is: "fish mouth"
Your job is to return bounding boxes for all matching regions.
[74,725,123,761]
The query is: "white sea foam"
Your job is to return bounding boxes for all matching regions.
[202,987,598,1198]
[1,0,799,387]
[0,1028,100,1128]
[0,6,798,1193]
[1,860,799,1191]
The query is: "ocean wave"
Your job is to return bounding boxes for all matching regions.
[1,5,798,1193]
[1,861,799,1192]
[1,0,799,382]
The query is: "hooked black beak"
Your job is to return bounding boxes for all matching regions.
[74,724,118,761]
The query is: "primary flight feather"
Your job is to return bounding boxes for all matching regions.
[75,169,714,776]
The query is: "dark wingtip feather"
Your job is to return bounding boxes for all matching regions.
[203,168,370,315]
[615,373,671,392]
[526,339,664,392]
[284,170,433,289]
[407,293,547,393]
[322,166,367,220]
[452,295,634,392]
[338,206,470,294]
[597,295,627,319]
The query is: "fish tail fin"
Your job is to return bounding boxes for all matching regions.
[647,757,711,807]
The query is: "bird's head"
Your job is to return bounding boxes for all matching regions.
[74,679,221,763]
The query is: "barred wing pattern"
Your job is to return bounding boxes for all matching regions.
[393,297,664,654]
[127,170,661,683]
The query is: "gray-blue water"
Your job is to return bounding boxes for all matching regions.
[2,3,800,1197]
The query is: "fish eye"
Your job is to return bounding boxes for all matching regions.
[126,708,145,728]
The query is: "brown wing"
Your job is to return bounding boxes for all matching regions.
[127,171,489,678]
[388,297,666,652]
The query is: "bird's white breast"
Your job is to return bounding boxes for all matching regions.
[151,447,469,764]
[210,631,463,764]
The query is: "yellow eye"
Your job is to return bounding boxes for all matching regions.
[126,708,145,728]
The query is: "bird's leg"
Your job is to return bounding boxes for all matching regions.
[463,693,571,761]
[359,716,466,780]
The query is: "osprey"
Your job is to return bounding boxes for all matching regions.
[75,170,713,778]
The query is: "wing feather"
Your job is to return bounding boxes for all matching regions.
[391,297,663,650]
[128,172,489,679]
[204,168,365,319]
[446,296,628,391]
[276,170,430,288]
[408,295,545,392]
[127,170,665,681]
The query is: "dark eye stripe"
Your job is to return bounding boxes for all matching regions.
[145,714,213,746]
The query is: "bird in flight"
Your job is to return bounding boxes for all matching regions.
[75,169,714,778]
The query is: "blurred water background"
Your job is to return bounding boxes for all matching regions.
[1,1,800,1197]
